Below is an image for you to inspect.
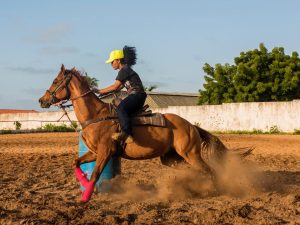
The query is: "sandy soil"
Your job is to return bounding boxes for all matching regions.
[0,133,299,225]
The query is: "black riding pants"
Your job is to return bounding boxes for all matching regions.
[116,92,147,135]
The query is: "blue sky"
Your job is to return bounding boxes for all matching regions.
[1,0,300,110]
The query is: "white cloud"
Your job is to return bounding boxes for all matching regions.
[27,23,72,43]
[38,23,71,42]
[40,47,79,55]
[6,66,55,75]
[85,52,98,57]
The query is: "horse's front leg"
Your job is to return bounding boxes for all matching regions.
[81,143,113,203]
[74,151,97,187]
[74,151,96,167]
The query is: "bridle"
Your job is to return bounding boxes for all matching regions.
[45,70,93,131]
[46,72,72,104]
[46,70,92,105]
[44,69,122,132]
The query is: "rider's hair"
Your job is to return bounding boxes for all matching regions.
[121,46,137,67]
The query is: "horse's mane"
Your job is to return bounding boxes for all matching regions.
[65,68,108,108]
[66,68,90,88]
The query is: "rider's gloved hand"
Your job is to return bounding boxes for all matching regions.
[91,88,99,94]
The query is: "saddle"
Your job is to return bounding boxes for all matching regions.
[110,95,166,155]
[81,94,166,129]
[109,95,166,127]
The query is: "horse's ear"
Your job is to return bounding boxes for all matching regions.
[71,67,76,72]
[61,64,65,72]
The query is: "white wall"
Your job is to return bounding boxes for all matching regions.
[0,111,76,130]
[153,100,300,132]
[1,100,299,132]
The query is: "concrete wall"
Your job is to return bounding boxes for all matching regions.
[154,100,300,132]
[1,100,299,132]
[0,111,77,130]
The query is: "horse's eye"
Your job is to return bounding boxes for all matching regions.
[53,79,58,84]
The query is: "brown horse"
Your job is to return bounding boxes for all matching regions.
[39,65,251,202]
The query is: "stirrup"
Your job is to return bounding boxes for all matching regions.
[125,135,133,144]
[112,131,127,141]
[112,132,133,144]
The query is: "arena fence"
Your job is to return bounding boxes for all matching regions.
[0,100,300,132]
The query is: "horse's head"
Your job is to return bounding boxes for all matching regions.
[39,64,75,108]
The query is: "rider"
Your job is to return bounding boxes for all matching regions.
[94,46,147,143]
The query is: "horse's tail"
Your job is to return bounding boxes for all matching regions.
[226,146,254,157]
[193,125,253,170]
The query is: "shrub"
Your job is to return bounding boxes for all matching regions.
[13,121,22,130]
[0,130,13,134]
[42,123,75,132]
[194,122,201,127]
[70,121,78,129]
[269,126,281,134]
[252,129,263,134]
[294,129,300,135]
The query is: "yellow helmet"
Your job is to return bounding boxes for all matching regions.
[105,49,124,64]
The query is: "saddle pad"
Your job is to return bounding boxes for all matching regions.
[132,113,166,127]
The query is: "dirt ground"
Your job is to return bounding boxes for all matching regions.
[0,132,299,225]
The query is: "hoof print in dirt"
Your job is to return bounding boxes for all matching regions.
[238,204,252,218]
[293,195,300,204]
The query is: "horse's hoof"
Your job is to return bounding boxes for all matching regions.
[81,181,95,203]
[74,168,89,187]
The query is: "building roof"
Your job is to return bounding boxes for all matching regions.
[101,91,199,108]
[0,109,38,114]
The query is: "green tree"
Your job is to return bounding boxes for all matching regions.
[199,43,300,104]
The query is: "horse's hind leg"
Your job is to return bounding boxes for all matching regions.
[160,148,185,167]
[173,125,212,174]
[180,145,212,174]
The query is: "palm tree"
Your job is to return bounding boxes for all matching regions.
[144,85,157,92]
[84,72,99,88]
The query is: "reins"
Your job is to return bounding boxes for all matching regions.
[56,104,79,131]
[54,88,93,132]
[70,90,92,101]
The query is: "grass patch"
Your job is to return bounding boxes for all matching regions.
[213,130,265,135]
[294,129,300,135]
[42,123,76,132]
[213,128,298,135]
[0,130,13,134]
[0,123,78,135]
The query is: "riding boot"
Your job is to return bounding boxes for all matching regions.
[111,131,133,144]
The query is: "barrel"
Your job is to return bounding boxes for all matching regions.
[78,132,121,192]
